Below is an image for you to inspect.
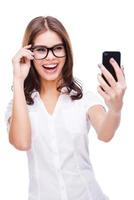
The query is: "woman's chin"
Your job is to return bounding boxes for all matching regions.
[41,72,61,82]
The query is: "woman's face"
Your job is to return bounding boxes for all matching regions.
[32,30,66,83]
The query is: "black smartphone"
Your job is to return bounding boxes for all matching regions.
[102,51,121,85]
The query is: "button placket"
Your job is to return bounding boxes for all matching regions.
[49,119,68,200]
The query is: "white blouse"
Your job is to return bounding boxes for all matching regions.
[5,87,109,200]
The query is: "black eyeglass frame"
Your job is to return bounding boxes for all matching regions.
[30,43,66,60]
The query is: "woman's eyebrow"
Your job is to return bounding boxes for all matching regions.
[33,43,64,48]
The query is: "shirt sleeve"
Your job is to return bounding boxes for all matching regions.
[83,90,105,112]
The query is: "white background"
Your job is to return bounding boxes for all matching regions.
[0,0,134,199]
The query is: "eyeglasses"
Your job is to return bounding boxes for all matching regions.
[31,43,66,60]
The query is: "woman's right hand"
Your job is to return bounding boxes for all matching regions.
[12,44,34,82]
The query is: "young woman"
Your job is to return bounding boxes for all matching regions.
[6,16,126,200]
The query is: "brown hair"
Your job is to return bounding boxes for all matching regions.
[22,16,83,105]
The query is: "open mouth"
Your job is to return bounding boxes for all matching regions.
[42,64,58,73]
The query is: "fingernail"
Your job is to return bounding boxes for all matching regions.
[110,58,114,62]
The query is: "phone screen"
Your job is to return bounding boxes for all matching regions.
[102,51,121,84]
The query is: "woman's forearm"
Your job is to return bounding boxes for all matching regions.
[97,109,121,142]
[9,79,31,150]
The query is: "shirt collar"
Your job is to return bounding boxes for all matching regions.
[30,86,77,99]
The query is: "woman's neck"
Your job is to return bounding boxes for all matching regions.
[39,79,60,97]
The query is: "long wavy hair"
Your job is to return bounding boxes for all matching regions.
[22,16,83,105]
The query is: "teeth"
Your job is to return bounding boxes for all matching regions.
[43,64,57,69]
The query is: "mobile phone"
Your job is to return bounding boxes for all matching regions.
[102,51,121,85]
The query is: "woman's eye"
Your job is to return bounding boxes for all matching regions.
[34,47,47,53]
[54,46,63,51]
[36,48,46,52]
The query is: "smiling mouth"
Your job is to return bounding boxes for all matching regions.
[42,64,58,70]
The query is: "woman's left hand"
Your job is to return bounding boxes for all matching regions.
[97,58,127,114]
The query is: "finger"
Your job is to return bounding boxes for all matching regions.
[97,85,110,101]
[97,73,115,95]
[22,52,34,60]
[98,64,116,88]
[20,48,34,57]
[116,80,127,95]
[24,49,34,56]
[121,65,125,78]
[98,64,117,88]
[22,45,34,55]
[19,52,34,63]
[110,58,124,82]
[20,57,31,64]
[16,47,34,58]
